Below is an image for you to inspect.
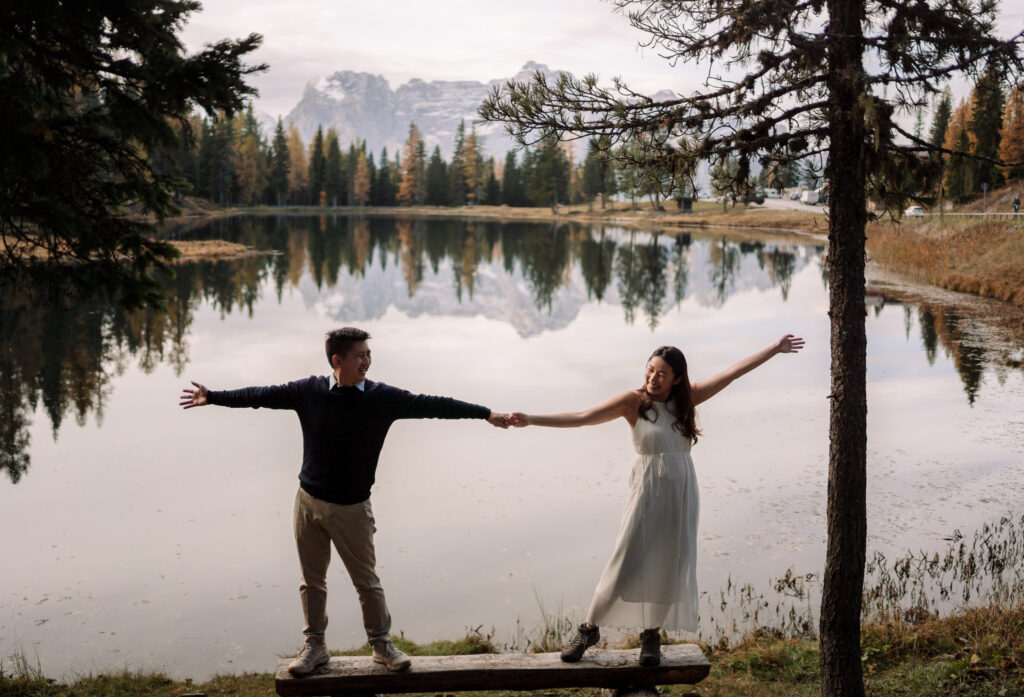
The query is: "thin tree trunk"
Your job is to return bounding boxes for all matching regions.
[820,1,868,696]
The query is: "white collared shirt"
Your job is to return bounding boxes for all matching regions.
[331,374,365,391]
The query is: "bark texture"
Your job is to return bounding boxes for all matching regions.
[821,1,869,695]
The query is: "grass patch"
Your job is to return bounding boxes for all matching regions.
[6,608,1023,697]
[167,239,270,261]
[867,217,1024,307]
[330,628,500,658]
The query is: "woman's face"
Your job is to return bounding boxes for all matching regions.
[644,355,681,401]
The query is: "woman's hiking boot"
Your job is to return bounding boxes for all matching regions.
[639,629,661,666]
[560,624,600,662]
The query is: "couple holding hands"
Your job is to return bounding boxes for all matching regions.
[180,327,803,675]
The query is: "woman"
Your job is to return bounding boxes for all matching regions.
[512,334,804,666]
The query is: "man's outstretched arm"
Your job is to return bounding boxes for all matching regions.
[180,381,208,409]
[180,380,301,410]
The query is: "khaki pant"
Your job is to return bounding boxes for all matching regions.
[293,486,392,642]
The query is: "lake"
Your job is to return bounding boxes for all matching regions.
[2,214,1023,680]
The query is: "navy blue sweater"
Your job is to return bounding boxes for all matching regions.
[207,376,491,504]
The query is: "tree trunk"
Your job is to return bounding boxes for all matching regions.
[820,1,868,696]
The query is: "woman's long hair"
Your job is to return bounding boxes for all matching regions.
[638,346,700,444]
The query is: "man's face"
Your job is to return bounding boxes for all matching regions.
[333,340,371,385]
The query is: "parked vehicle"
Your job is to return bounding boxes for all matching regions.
[800,189,819,205]
[765,190,782,199]
[904,205,925,218]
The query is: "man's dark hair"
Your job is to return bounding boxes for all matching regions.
[325,327,370,365]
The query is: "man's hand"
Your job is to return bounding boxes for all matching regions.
[487,412,513,429]
[180,381,209,409]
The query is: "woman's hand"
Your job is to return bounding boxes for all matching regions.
[510,412,530,427]
[487,412,514,429]
[775,334,806,354]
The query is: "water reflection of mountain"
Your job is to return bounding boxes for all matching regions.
[279,220,820,335]
[5,214,1019,483]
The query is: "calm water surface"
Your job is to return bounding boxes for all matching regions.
[2,215,1023,679]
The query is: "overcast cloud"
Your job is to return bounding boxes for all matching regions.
[179,0,1024,120]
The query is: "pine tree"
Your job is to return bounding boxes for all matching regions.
[0,0,263,307]
[944,100,974,201]
[501,151,524,206]
[203,115,236,206]
[450,120,467,205]
[928,86,955,206]
[999,86,1024,181]
[375,147,395,206]
[525,134,570,210]
[268,118,291,206]
[324,130,345,206]
[582,137,616,209]
[929,87,954,150]
[483,158,501,204]
[308,127,327,205]
[968,66,1006,190]
[425,146,450,205]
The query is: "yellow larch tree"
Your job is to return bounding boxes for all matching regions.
[999,86,1024,182]
[352,149,371,206]
[286,125,308,204]
[461,127,482,204]
[398,123,426,206]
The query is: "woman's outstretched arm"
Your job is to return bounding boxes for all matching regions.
[513,391,641,428]
[691,334,805,406]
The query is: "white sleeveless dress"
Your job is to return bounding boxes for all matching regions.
[585,400,699,631]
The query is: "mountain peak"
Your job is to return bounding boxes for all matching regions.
[285,62,608,158]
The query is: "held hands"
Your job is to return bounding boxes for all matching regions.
[487,412,515,429]
[179,381,208,409]
[487,413,530,428]
[775,334,806,354]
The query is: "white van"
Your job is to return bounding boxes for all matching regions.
[800,189,819,205]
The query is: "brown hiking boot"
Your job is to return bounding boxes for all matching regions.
[560,623,600,662]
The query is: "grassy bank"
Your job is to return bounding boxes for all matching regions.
[867,216,1024,308]
[169,197,827,237]
[167,239,270,261]
[5,606,1022,697]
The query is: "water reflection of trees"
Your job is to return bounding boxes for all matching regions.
[1,216,820,483]
[7,215,1018,483]
[0,257,276,484]
[912,304,1013,405]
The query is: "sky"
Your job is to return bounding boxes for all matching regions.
[178,0,1024,121]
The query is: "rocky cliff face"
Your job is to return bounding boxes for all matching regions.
[284,62,567,159]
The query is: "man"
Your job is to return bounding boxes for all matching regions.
[180,327,511,675]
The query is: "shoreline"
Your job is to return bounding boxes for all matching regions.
[165,198,829,240]
[164,199,1024,311]
[6,604,1022,697]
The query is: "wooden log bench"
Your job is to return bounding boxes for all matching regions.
[275,644,710,697]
